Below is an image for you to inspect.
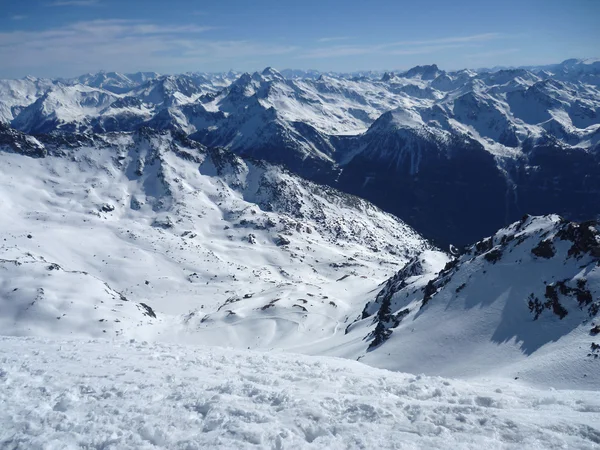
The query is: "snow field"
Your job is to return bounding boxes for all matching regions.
[1,336,600,450]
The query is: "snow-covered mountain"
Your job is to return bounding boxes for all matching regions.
[0,76,56,123]
[342,214,600,389]
[2,59,598,245]
[485,58,600,86]
[2,65,600,445]
[0,125,428,345]
[1,122,598,389]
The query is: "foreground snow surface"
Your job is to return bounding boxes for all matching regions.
[1,337,599,450]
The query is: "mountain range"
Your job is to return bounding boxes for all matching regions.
[1,58,600,446]
[1,97,598,388]
[2,58,599,246]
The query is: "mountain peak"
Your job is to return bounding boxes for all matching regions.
[260,67,284,81]
[261,66,279,75]
[404,64,441,80]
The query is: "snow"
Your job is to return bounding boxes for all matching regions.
[0,250,157,338]
[0,77,55,123]
[1,61,599,448]
[346,215,600,390]
[0,129,427,348]
[2,336,600,450]
[387,108,426,128]
[2,61,598,166]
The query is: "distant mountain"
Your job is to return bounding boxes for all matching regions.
[401,63,443,80]
[71,71,143,94]
[480,58,600,85]
[0,76,56,123]
[1,58,599,245]
[280,68,323,79]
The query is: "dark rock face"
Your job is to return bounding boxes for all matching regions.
[100,203,115,213]
[556,220,600,258]
[335,132,508,247]
[0,123,47,158]
[275,235,291,247]
[531,239,556,258]
[509,142,600,229]
[138,303,157,318]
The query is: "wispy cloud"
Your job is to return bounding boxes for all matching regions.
[300,33,507,59]
[0,19,296,77]
[466,48,520,59]
[387,44,473,56]
[48,0,99,6]
[0,22,514,77]
[301,45,371,59]
[317,36,351,43]
[388,33,502,47]
[11,15,28,21]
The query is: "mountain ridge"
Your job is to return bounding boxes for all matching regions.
[2,58,598,246]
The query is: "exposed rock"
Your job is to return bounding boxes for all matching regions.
[100,203,115,213]
[275,235,291,247]
[152,217,174,229]
[531,239,556,258]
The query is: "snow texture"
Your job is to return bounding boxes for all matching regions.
[1,336,600,450]
[0,128,427,348]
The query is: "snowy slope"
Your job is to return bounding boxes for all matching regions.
[11,83,118,134]
[0,250,157,338]
[0,76,55,123]
[2,336,600,450]
[0,126,428,347]
[341,215,600,389]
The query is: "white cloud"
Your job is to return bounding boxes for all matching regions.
[0,19,296,77]
[300,33,506,59]
[11,15,28,21]
[388,33,503,47]
[317,37,351,43]
[386,44,473,56]
[465,48,521,59]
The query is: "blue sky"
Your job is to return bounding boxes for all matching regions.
[0,0,598,78]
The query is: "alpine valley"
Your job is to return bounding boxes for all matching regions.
[1,59,600,449]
